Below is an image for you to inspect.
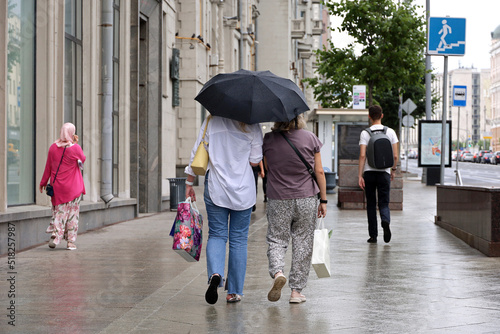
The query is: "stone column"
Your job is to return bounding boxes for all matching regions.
[217,0,225,72]
[338,160,403,211]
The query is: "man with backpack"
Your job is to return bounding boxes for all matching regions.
[358,105,399,243]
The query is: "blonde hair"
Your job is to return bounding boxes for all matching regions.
[239,122,249,133]
[271,114,307,132]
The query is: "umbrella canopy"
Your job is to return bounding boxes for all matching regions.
[195,69,309,124]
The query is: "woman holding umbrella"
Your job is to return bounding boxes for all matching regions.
[185,116,263,304]
[190,69,311,304]
[263,114,327,303]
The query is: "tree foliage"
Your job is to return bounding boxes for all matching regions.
[374,74,439,133]
[305,0,429,131]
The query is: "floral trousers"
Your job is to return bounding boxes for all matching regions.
[266,196,318,291]
[46,197,81,244]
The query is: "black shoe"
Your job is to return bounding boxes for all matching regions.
[382,221,391,243]
[205,274,221,304]
[367,237,377,243]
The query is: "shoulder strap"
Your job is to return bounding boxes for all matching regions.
[365,128,373,136]
[279,132,318,185]
[383,126,388,134]
[202,115,211,140]
[52,146,67,184]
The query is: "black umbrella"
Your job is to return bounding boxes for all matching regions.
[195,69,309,124]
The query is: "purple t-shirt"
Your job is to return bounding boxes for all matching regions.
[263,129,323,200]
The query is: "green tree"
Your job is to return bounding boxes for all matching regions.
[374,75,439,133]
[305,0,428,130]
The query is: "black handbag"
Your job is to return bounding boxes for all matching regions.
[46,147,66,197]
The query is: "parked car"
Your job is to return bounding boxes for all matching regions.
[481,153,493,164]
[452,152,457,161]
[462,152,474,162]
[491,151,500,165]
[459,150,471,162]
[408,150,417,159]
[476,150,492,163]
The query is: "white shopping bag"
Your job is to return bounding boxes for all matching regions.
[311,218,331,278]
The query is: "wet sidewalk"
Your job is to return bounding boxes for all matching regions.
[2,178,500,333]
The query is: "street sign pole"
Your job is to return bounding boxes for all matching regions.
[428,17,465,185]
[401,98,416,174]
[440,56,448,185]
[406,120,409,173]
[425,0,432,120]
[398,91,402,155]
[455,106,463,185]
[456,107,460,172]
[452,85,466,185]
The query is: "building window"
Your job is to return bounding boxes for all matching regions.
[7,0,36,206]
[112,0,120,196]
[64,0,83,144]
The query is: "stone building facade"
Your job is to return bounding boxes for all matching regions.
[490,24,500,151]
[0,0,328,254]
[428,68,491,151]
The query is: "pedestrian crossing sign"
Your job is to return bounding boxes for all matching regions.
[428,17,466,56]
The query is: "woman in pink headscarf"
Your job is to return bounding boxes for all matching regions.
[40,123,86,250]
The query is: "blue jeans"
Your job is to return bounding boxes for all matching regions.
[204,176,252,295]
[363,171,391,238]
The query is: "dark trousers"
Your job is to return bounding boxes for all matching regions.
[363,171,391,238]
[252,166,260,195]
[262,173,267,196]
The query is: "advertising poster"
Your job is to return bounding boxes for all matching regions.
[418,120,452,167]
[353,85,366,109]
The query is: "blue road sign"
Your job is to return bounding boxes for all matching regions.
[428,17,466,56]
[453,85,466,107]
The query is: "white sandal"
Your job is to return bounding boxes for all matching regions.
[48,235,56,249]
[289,290,306,303]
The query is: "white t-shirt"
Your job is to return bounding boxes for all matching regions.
[359,124,399,174]
[185,116,263,210]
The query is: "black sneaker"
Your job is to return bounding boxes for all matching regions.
[367,237,377,243]
[382,221,391,243]
[205,274,221,304]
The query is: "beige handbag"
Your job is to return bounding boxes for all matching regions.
[191,116,211,175]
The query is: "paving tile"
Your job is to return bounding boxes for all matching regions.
[2,181,500,333]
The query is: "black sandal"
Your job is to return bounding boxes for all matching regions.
[205,274,221,304]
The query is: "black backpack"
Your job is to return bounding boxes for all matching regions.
[365,126,394,169]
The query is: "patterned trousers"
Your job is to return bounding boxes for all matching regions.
[46,197,81,244]
[266,196,318,291]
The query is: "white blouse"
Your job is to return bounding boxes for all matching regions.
[185,116,263,210]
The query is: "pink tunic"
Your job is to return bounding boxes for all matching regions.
[40,143,86,206]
